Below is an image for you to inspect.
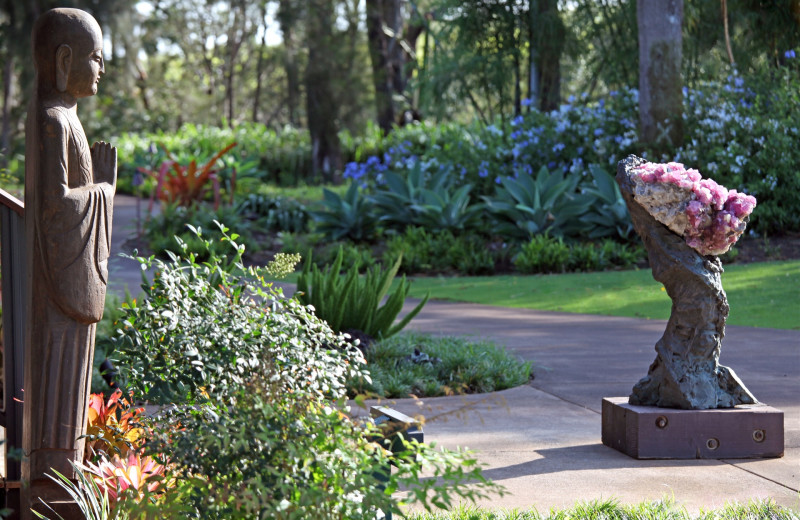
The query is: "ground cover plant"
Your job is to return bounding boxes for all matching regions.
[402,260,800,330]
[349,333,532,399]
[406,498,800,520]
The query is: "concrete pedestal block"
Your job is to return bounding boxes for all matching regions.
[601,397,784,459]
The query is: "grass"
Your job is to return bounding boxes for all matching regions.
[402,260,800,330]
[348,332,531,399]
[406,498,800,519]
[247,181,349,205]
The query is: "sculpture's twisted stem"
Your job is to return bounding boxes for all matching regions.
[617,155,756,409]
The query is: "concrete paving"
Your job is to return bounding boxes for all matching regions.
[109,195,800,514]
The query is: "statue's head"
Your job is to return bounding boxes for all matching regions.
[32,8,104,99]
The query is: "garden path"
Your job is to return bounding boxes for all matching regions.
[109,194,799,514]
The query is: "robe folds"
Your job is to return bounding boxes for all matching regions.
[23,101,113,480]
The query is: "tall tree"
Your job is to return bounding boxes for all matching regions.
[530,0,565,112]
[304,0,342,183]
[365,0,425,132]
[637,0,683,148]
[366,0,397,133]
[278,0,302,127]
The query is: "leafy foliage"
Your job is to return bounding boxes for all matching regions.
[140,142,237,209]
[32,462,114,520]
[296,247,429,340]
[84,390,146,460]
[310,183,379,242]
[580,164,634,240]
[106,229,499,518]
[143,203,253,261]
[370,165,484,233]
[406,497,800,519]
[384,227,507,276]
[676,68,800,234]
[235,193,309,233]
[513,235,645,274]
[484,166,595,240]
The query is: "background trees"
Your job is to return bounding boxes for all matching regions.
[0,0,798,182]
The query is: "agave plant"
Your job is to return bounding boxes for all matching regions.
[483,165,595,240]
[309,182,379,242]
[370,165,483,233]
[579,164,634,240]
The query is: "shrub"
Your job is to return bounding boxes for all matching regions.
[383,227,507,276]
[580,164,634,241]
[514,235,571,274]
[139,142,237,209]
[143,203,252,261]
[107,229,499,519]
[514,235,646,274]
[235,193,309,233]
[296,248,429,341]
[675,68,800,234]
[370,164,484,234]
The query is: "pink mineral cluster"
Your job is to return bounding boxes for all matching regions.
[632,161,756,256]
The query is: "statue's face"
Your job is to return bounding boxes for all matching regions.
[65,29,104,98]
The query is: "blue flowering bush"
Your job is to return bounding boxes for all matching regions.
[341,67,799,236]
[672,66,800,234]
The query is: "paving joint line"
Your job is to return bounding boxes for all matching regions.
[722,460,799,494]
[528,383,601,415]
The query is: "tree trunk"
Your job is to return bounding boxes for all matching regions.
[527,4,538,111]
[305,0,342,183]
[637,0,684,148]
[224,5,243,128]
[278,0,301,127]
[252,5,268,123]
[535,0,564,112]
[366,0,395,134]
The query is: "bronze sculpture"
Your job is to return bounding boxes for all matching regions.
[23,7,116,516]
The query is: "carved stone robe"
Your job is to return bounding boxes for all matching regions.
[24,100,114,480]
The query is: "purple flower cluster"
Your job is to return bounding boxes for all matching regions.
[633,161,757,256]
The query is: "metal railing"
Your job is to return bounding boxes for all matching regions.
[0,188,24,482]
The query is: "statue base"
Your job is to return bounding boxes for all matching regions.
[23,480,82,520]
[601,397,784,459]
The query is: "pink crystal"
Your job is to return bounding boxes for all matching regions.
[631,161,756,256]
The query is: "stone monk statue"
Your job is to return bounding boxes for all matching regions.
[22,7,115,513]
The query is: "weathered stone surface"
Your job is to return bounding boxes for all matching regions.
[616,155,756,410]
[22,8,116,519]
[630,176,690,236]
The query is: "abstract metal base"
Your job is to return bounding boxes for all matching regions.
[601,397,784,459]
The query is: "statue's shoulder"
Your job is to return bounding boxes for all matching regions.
[39,105,70,139]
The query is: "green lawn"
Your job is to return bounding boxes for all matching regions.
[403,260,800,330]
